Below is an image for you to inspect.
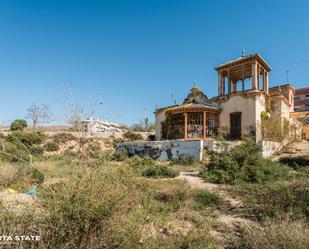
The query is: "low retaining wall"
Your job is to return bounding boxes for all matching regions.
[117,140,203,161]
[117,139,283,161]
[258,140,283,158]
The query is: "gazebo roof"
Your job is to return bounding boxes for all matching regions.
[165,101,221,114]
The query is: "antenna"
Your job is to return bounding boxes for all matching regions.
[98,93,103,120]
[286,70,290,83]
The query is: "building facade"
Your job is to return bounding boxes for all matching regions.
[155,53,295,141]
[294,87,309,111]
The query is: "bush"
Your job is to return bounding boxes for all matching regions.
[28,145,44,156]
[29,168,45,184]
[171,154,197,165]
[8,131,45,146]
[44,142,60,152]
[194,190,221,206]
[279,156,309,170]
[53,132,76,143]
[142,165,179,178]
[233,180,309,220]
[234,219,309,249]
[201,139,289,184]
[0,167,144,248]
[10,119,27,131]
[112,148,128,161]
[123,131,143,141]
[128,156,155,169]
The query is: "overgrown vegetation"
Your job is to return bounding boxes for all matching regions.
[123,131,144,141]
[142,164,179,178]
[201,139,289,184]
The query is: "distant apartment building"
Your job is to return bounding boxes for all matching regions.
[294,87,309,111]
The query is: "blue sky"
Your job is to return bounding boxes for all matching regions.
[0,0,308,126]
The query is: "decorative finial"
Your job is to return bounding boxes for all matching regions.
[193,82,198,88]
[241,49,245,57]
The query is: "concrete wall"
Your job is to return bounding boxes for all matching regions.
[117,140,203,161]
[258,140,283,158]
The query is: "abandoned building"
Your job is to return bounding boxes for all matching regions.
[118,52,303,161]
[155,53,295,141]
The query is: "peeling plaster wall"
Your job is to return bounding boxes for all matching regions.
[117,140,203,161]
[218,95,266,140]
[219,95,256,137]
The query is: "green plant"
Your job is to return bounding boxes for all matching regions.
[44,141,60,152]
[7,130,45,146]
[142,165,179,178]
[233,180,309,220]
[123,131,143,141]
[28,145,44,156]
[234,219,309,249]
[128,156,155,169]
[201,139,289,184]
[279,156,309,170]
[53,132,76,143]
[10,119,27,131]
[194,190,221,206]
[171,154,196,165]
[112,148,128,161]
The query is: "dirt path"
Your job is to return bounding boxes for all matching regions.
[177,171,251,245]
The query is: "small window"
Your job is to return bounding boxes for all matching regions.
[305,104,309,110]
[305,94,309,100]
[294,96,301,101]
[294,105,302,111]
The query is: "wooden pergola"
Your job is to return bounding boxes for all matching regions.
[215,53,271,96]
[163,104,221,140]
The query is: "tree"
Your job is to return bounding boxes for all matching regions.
[26,104,51,129]
[10,119,27,131]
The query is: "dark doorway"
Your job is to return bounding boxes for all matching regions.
[230,112,241,139]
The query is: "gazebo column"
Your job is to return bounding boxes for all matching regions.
[263,71,269,94]
[184,112,188,140]
[218,72,223,96]
[252,61,258,90]
[228,78,231,94]
[203,111,206,138]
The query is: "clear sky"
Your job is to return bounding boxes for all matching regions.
[0,0,308,126]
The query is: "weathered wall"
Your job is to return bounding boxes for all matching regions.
[117,140,203,161]
[155,111,166,141]
[219,95,259,138]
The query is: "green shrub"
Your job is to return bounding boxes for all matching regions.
[279,156,309,170]
[123,131,143,141]
[201,139,289,184]
[53,132,76,143]
[0,141,30,162]
[10,119,27,131]
[29,168,45,184]
[112,148,128,161]
[128,156,155,169]
[142,165,179,178]
[234,219,309,249]
[194,190,221,206]
[8,131,45,146]
[44,141,60,152]
[233,180,309,220]
[0,167,144,248]
[28,145,44,156]
[171,154,197,165]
